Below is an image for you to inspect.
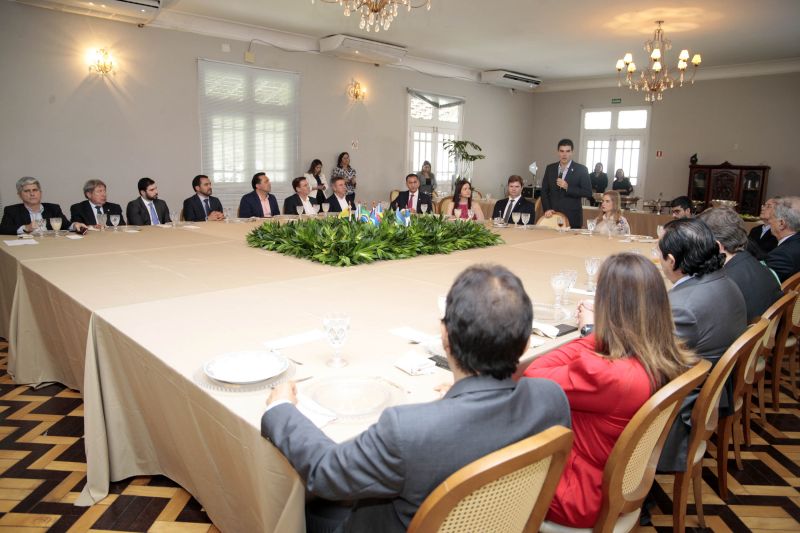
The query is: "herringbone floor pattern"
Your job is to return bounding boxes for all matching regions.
[1,337,799,532]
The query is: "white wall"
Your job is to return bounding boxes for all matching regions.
[0,1,537,211]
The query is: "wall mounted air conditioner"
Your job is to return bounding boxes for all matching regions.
[481,70,542,91]
[319,34,407,65]
[15,0,164,25]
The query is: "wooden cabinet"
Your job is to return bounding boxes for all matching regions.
[688,162,769,216]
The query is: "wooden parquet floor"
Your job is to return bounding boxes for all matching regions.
[0,336,799,532]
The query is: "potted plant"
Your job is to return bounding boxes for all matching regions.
[442,140,485,183]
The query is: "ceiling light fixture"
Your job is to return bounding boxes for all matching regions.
[312,0,431,33]
[615,20,702,102]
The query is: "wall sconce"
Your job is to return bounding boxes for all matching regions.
[86,48,115,76]
[346,80,366,102]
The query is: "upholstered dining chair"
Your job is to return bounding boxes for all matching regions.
[437,198,454,217]
[534,197,544,222]
[674,319,767,524]
[407,425,573,533]
[540,360,711,533]
[535,212,570,230]
[389,189,400,204]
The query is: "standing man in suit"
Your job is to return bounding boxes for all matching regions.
[655,218,746,473]
[389,174,433,213]
[261,264,571,533]
[749,197,780,259]
[70,179,125,228]
[541,138,592,229]
[283,176,318,216]
[239,172,279,218]
[492,175,534,224]
[126,177,171,226]
[765,196,800,283]
[0,177,86,235]
[183,175,224,222]
[326,176,354,213]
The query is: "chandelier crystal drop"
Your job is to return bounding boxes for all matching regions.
[313,0,431,32]
[615,21,702,102]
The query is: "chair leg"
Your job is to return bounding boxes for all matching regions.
[717,416,733,500]
[743,385,753,446]
[692,462,705,529]
[732,412,744,471]
[772,351,783,412]
[673,471,690,533]
[788,344,798,400]
[757,374,767,420]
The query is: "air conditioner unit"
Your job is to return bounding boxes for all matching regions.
[15,0,164,25]
[319,34,407,65]
[481,70,542,91]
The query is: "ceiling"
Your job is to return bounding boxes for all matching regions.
[164,0,800,81]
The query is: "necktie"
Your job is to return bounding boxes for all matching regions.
[503,199,515,222]
[407,193,414,209]
[203,198,211,218]
[148,202,160,225]
[95,205,102,215]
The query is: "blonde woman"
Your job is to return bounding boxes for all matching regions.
[593,191,630,235]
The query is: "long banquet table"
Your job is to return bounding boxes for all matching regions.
[0,220,668,532]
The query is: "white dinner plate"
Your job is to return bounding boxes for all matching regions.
[305,376,397,418]
[203,350,288,385]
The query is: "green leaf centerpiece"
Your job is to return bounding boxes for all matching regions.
[246,214,503,267]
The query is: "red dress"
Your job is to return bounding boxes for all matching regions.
[523,334,652,527]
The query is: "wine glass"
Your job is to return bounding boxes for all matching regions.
[296,205,304,217]
[97,213,107,231]
[49,217,62,237]
[224,207,232,223]
[521,212,530,228]
[322,202,330,214]
[322,312,350,368]
[656,224,665,239]
[550,273,569,308]
[511,211,521,226]
[585,257,601,291]
[170,211,179,228]
[556,216,565,233]
[420,203,429,215]
[587,219,596,236]
[36,217,47,237]
[468,209,475,220]
[453,208,462,219]
[110,214,120,231]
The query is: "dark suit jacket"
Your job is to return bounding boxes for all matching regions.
[282,194,318,215]
[262,375,570,533]
[69,200,125,226]
[326,194,354,213]
[0,203,71,235]
[659,270,747,471]
[590,172,608,194]
[748,224,778,259]
[766,232,800,283]
[540,161,592,229]
[491,196,534,224]
[389,190,433,213]
[182,194,223,222]
[125,197,171,226]
[611,178,633,195]
[725,251,783,323]
[238,190,279,218]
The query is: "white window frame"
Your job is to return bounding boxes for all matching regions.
[578,106,650,193]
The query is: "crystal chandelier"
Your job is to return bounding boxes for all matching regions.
[312,0,432,33]
[615,21,702,102]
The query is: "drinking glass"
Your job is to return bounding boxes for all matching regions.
[556,216,565,233]
[511,211,521,226]
[49,217,62,237]
[110,214,120,231]
[453,208,462,219]
[550,273,569,308]
[296,205,304,216]
[468,209,475,220]
[420,203,429,214]
[587,219,596,235]
[224,207,232,223]
[322,312,350,368]
[36,217,48,236]
[521,212,530,228]
[650,246,662,265]
[585,257,601,291]
[656,224,665,238]
[97,213,107,231]
[322,202,330,214]
[170,211,179,228]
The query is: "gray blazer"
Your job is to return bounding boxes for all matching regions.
[724,251,783,323]
[659,269,747,471]
[261,375,570,532]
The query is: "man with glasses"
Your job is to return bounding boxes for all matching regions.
[669,196,693,219]
[765,196,800,283]
[748,197,780,258]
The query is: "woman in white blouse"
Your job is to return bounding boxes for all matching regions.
[304,159,328,205]
[593,191,631,236]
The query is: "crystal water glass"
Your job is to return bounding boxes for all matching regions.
[521,212,530,228]
[170,211,179,228]
[656,224,665,238]
[97,213,107,230]
[322,202,330,214]
[453,208,462,219]
[420,203,429,214]
[585,257,601,291]
[587,219,596,235]
[224,207,232,223]
[49,217,62,237]
[296,205,304,216]
[323,312,350,368]
[550,273,569,308]
[511,211,521,226]
[36,217,47,236]
[110,214,120,231]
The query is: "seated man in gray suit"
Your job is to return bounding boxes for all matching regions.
[126,177,171,226]
[765,196,800,283]
[261,264,571,533]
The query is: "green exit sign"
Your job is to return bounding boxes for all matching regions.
[611,98,622,104]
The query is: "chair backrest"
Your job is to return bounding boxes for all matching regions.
[733,319,771,401]
[472,190,484,200]
[689,320,768,462]
[407,426,573,533]
[534,197,543,222]
[594,359,711,532]
[438,198,454,216]
[535,211,570,229]
[762,291,797,353]
[390,189,400,203]
[781,271,800,292]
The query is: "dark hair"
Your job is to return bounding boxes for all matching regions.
[251,172,266,190]
[405,173,418,182]
[336,152,349,168]
[192,174,209,190]
[443,264,532,379]
[330,175,345,186]
[557,138,574,150]
[658,218,725,276]
[452,179,472,209]
[697,207,748,253]
[307,159,323,174]
[507,175,523,186]
[291,176,307,192]
[137,177,155,193]
[670,195,692,212]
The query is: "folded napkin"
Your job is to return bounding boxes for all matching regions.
[568,287,594,296]
[264,330,326,350]
[4,239,38,246]
[182,225,201,230]
[528,335,547,348]
[297,395,337,428]
[395,351,436,376]
[66,234,83,240]
[532,321,560,339]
